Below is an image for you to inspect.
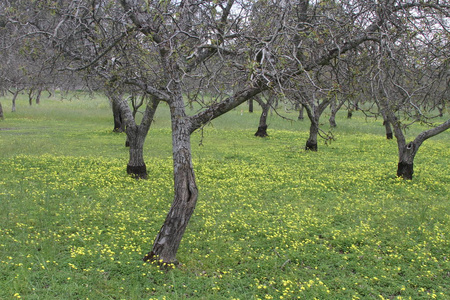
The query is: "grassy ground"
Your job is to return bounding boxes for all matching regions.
[0,92,449,299]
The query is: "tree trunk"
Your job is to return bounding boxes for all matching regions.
[302,97,331,151]
[0,101,4,120]
[391,117,450,180]
[126,125,148,179]
[379,108,393,139]
[305,120,319,151]
[112,92,159,178]
[144,98,198,264]
[347,109,353,119]
[28,89,33,106]
[112,98,125,133]
[437,100,445,117]
[35,88,42,105]
[383,119,393,139]
[329,98,346,127]
[397,142,417,180]
[254,97,271,137]
[248,99,253,113]
[298,105,304,120]
[11,90,19,112]
[329,100,337,127]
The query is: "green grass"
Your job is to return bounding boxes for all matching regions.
[0,92,449,299]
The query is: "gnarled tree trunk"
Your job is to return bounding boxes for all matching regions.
[144,96,198,264]
[302,97,331,151]
[397,141,417,180]
[113,93,159,179]
[392,117,450,180]
[254,95,272,137]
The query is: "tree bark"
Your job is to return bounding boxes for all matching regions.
[397,142,416,180]
[302,96,331,152]
[347,109,353,119]
[125,124,148,179]
[35,88,42,105]
[248,99,253,113]
[11,90,20,112]
[111,97,125,133]
[383,119,393,139]
[254,95,271,137]
[329,98,346,127]
[396,119,450,179]
[329,100,337,127]
[305,119,319,151]
[298,105,304,120]
[0,101,4,120]
[144,96,198,264]
[113,93,159,179]
[378,107,393,139]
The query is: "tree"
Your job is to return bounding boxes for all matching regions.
[254,92,274,137]
[106,88,160,179]
[267,0,384,151]
[8,0,449,265]
[363,2,450,179]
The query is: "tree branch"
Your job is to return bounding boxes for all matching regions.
[188,84,267,134]
[414,119,450,147]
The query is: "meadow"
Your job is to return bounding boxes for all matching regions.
[0,92,449,300]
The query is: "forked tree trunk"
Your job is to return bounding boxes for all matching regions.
[302,97,331,151]
[113,92,159,179]
[393,118,450,180]
[144,98,198,264]
[329,98,346,127]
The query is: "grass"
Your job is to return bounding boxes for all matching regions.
[0,92,449,299]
